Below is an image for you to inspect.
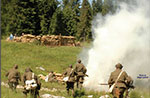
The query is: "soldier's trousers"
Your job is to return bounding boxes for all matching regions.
[112,87,126,98]
[76,76,84,88]
[8,82,18,91]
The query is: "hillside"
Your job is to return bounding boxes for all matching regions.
[1,40,149,98]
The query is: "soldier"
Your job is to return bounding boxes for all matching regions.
[108,63,131,98]
[66,68,77,96]
[6,64,21,92]
[48,71,57,82]
[22,67,41,98]
[63,65,74,95]
[74,59,87,89]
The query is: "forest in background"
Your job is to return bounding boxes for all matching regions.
[2,0,125,41]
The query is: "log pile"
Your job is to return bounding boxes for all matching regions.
[7,34,80,46]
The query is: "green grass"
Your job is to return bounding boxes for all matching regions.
[1,86,24,98]
[1,40,150,98]
[1,40,81,80]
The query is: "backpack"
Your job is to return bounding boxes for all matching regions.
[25,73,37,90]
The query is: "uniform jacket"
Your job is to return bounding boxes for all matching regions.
[63,67,73,77]
[68,69,77,82]
[108,69,128,88]
[22,70,40,85]
[74,63,87,76]
[6,68,21,83]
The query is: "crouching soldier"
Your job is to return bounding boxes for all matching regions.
[48,71,57,82]
[22,67,41,98]
[6,64,21,92]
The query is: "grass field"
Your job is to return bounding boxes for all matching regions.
[1,40,150,98]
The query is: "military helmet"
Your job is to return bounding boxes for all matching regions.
[78,59,81,63]
[69,64,73,68]
[13,64,18,69]
[115,63,123,69]
[25,67,32,72]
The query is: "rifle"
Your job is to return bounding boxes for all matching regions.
[84,74,89,77]
[99,83,110,85]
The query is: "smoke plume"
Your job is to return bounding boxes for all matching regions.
[79,0,150,91]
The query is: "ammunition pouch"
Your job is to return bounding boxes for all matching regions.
[24,79,37,90]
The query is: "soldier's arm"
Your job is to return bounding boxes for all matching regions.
[5,70,10,77]
[124,71,129,80]
[18,72,21,81]
[5,72,9,77]
[22,74,26,85]
[108,73,113,85]
[74,64,78,72]
[62,70,67,76]
[83,66,87,74]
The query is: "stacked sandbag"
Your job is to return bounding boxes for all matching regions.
[6,34,80,46]
[41,35,60,46]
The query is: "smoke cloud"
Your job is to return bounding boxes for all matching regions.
[79,0,150,91]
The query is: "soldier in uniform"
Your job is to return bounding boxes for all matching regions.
[108,63,131,98]
[48,71,57,82]
[74,59,87,89]
[6,64,21,92]
[66,68,77,96]
[22,67,41,98]
[63,65,74,95]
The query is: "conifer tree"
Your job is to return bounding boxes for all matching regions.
[77,0,92,41]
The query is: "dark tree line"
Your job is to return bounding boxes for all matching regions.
[2,0,120,41]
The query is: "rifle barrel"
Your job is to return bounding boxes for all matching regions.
[99,83,109,85]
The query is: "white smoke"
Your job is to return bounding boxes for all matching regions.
[79,0,150,91]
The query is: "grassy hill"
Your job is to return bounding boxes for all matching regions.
[1,40,150,98]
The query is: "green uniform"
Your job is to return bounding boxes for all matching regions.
[63,67,72,76]
[108,69,129,98]
[6,65,21,91]
[22,68,41,98]
[74,63,87,88]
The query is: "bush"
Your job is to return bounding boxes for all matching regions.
[74,89,86,98]
[130,91,141,98]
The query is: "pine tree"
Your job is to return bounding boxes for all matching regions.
[50,7,64,35]
[77,0,92,41]
[38,0,58,35]
[62,0,80,36]
[1,0,18,36]
[93,0,103,16]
